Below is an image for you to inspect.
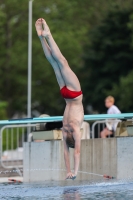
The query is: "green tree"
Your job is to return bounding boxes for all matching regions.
[82,7,133,113]
[107,70,133,112]
[1,0,133,117]
[0,0,92,117]
[0,0,29,116]
[0,101,8,119]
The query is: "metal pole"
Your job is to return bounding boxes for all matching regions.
[27,0,33,118]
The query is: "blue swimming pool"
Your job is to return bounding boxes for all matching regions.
[0,180,133,199]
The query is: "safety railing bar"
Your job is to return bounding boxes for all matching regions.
[1,164,23,169]
[92,120,121,139]
[2,159,23,162]
[17,127,19,166]
[92,120,105,139]
[11,128,13,166]
[1,124,36,130]
[6,129,9,167]
[22,127,24,148]
[0,124,36,170]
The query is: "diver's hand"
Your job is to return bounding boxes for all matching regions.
[66,172,76,180]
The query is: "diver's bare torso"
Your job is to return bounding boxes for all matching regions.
[63,94,84,137]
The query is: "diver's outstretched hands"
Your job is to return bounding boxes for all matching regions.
[35,18,50,38]
[66,172,76,180]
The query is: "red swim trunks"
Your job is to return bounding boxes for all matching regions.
[60,86,82,99]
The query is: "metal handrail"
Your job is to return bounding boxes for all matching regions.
[0,124,36,169]
[91,119,121,139]
[92,120,106,139]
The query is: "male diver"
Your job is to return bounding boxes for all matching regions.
[35,18,84,180]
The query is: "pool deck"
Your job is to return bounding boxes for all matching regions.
[0,176,23,183]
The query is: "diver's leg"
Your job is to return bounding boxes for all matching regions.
[41,19,81,91]
[35,19,65,89]
[101,128,113,138]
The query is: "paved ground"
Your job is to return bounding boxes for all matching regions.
[0,176,23,183]
[0,160,23,177]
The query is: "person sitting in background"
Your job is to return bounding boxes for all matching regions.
[101,96,121,138]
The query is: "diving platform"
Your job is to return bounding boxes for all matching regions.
[0,113,132,125]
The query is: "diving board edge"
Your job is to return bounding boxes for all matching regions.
[0,113,132,125]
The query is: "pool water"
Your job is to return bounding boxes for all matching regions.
[0,180,133,199]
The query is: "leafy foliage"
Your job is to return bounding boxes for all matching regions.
[0,0,133,117]
[108,70,133,112]
[82,7,133,113]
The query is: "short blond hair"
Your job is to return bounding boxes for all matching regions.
[105,96,115,104]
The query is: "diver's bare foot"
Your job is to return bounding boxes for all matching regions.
[41,18,51,38]
[35,18,43,37]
